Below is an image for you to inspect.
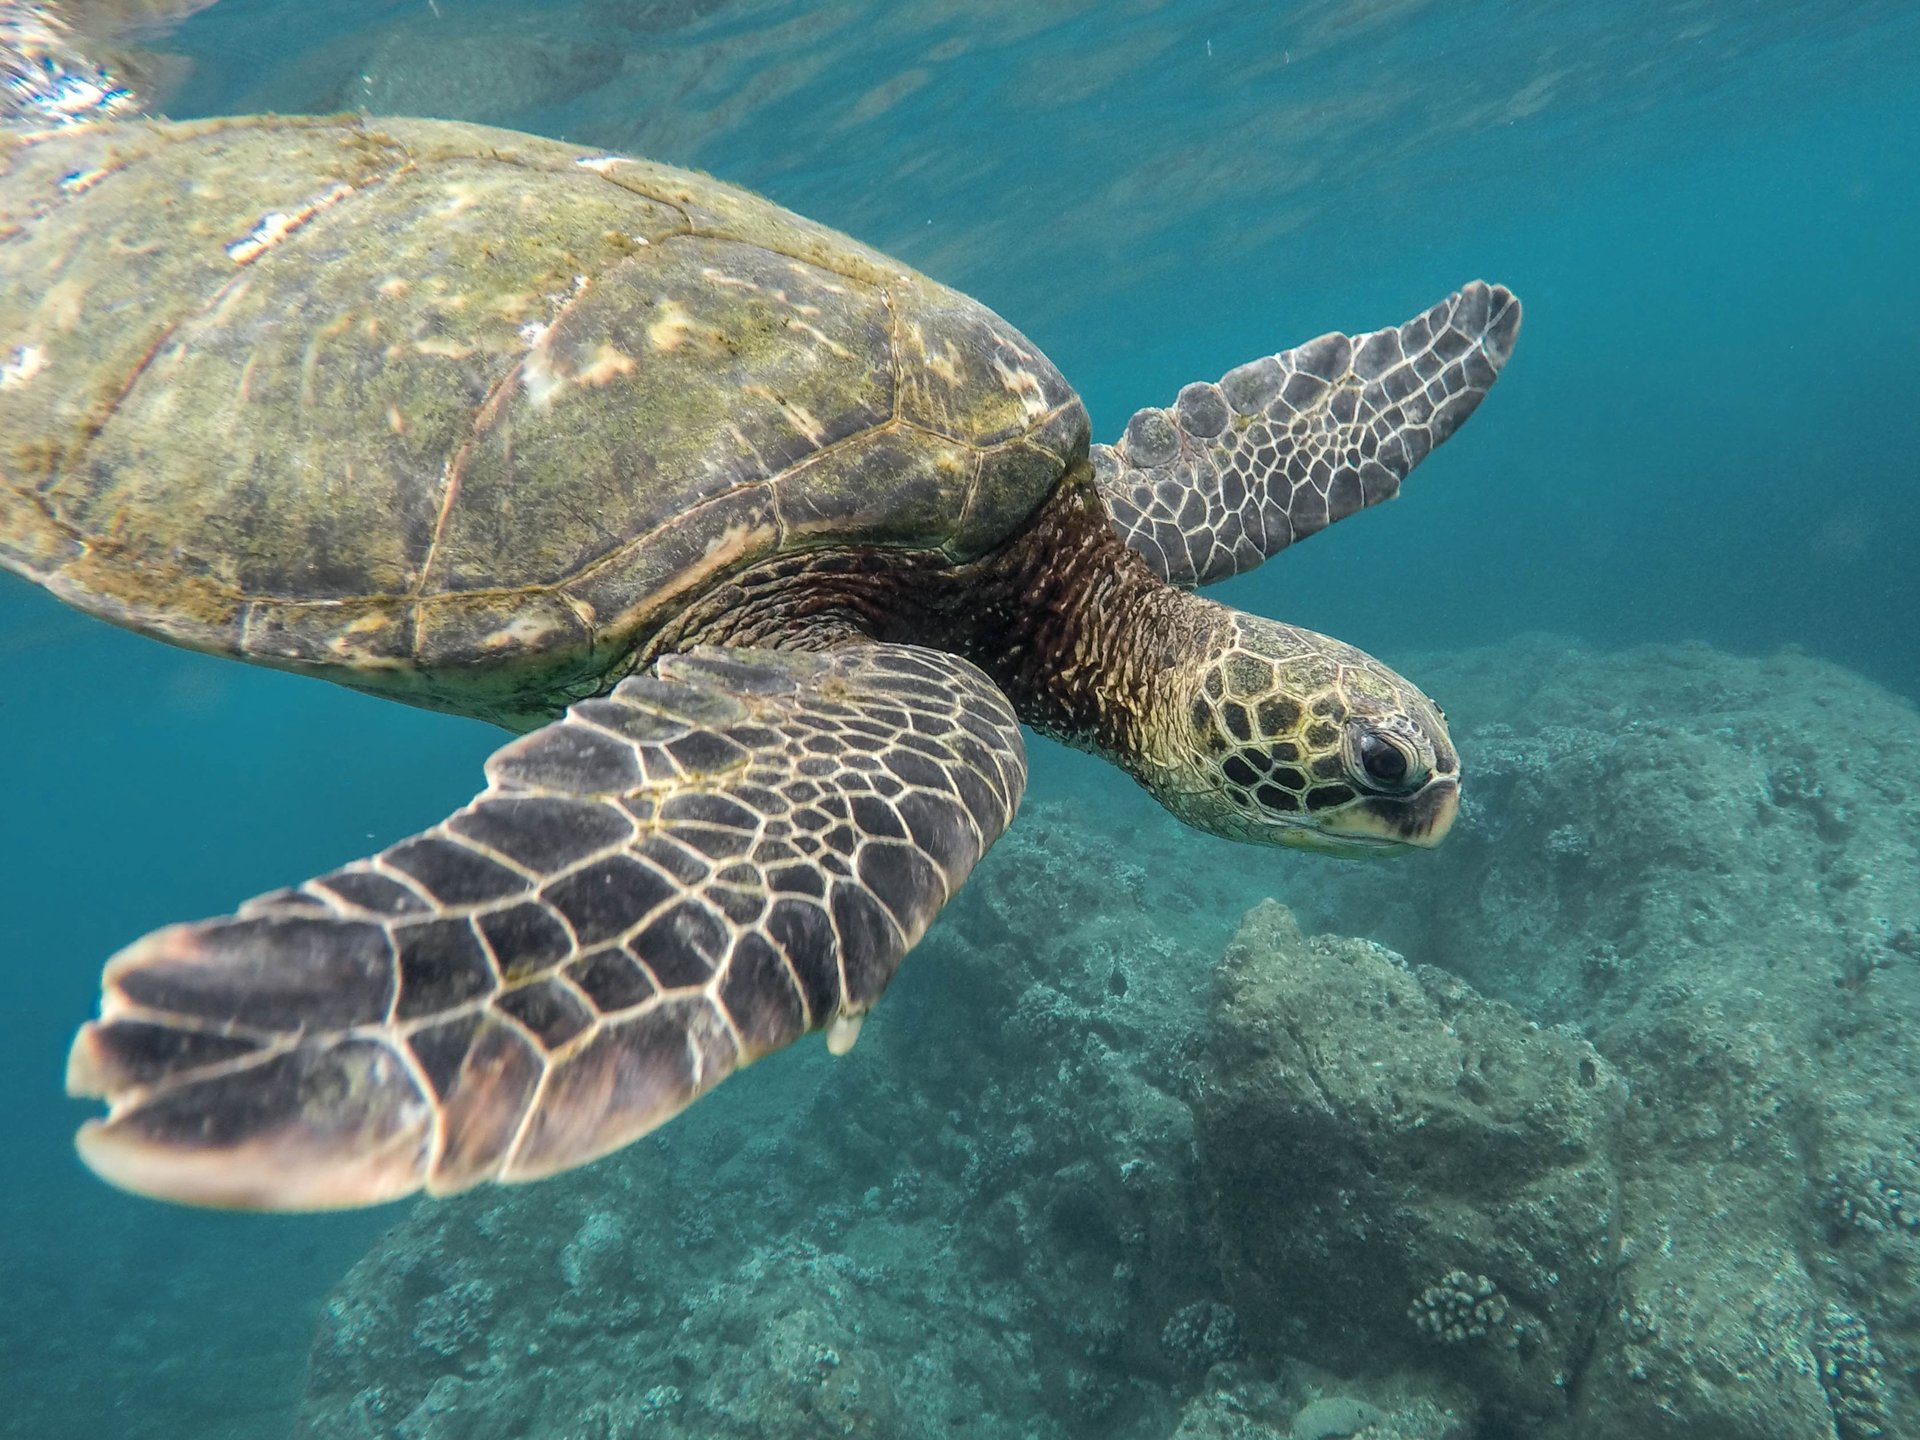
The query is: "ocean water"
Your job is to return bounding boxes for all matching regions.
[2,3,1918,1437]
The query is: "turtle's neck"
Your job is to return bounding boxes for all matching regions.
[652,469,1220,768]
[906,470,1218,763]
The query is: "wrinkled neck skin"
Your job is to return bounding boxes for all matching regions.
[651,468,1222,778]
[896,472,1222,767]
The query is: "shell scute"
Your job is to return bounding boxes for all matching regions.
[427,235,893,596]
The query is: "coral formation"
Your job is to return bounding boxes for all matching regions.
[1824,1150,1920,1238]
[1408,1274,1509,1347]
[1160,1301,1246,1373]
[1815,1304,1891,1440]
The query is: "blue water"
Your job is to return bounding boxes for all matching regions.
[2,2,1918,1434]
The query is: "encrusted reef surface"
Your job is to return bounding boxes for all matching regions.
[1198,902,1625,1428]
[296,638,1920,1440]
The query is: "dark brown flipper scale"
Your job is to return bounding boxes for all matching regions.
[1095,282,1522,587]
[66,644,1026,1209]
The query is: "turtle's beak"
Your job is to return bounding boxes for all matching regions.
[1398,778,1460,847]
[1304,778,1460,855]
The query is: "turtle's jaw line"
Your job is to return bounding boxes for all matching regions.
[1356,778,1461,850]
[1281,778,1461,855]
[1278,825,1405,856]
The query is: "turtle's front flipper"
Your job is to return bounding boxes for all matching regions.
[67,645,1025,1210]
[1095,281,1521,587]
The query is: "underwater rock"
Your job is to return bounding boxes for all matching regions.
[1552,973,1855,1440]
[1164,1371,1469,1440]
[302,1192,914,1440]
[1570,1213,1837,1440]
[1194,901,1625,1427]
[1288,1395,1385,1439]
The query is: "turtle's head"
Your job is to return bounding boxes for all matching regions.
[1137,612,1460,856]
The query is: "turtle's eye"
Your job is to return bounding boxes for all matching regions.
[1355,730,1421,792]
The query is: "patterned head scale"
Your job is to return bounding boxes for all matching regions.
[1146,615,1459,856]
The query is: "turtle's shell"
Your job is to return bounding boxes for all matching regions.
[0,115,1085,721]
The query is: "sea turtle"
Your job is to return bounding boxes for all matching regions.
[1,113,1520,1209]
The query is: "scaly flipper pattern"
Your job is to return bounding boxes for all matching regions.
[67,644,1026,1209]
[1095,282,1521,587]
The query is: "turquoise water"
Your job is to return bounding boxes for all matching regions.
[3,3,1918,1436]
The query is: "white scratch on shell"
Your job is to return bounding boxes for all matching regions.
[745,384,827,444]
[991,356,1050,421]
[517,276,591,409]
[226,183,354,265]
[787,319,855,361]
[0,344,47,388]
[520,338,565,409]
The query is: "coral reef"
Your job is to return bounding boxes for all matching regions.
[1296,638,1920,1440]
[292,638,1920,1439]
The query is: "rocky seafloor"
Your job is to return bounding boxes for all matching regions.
[294,636,1920,1440]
